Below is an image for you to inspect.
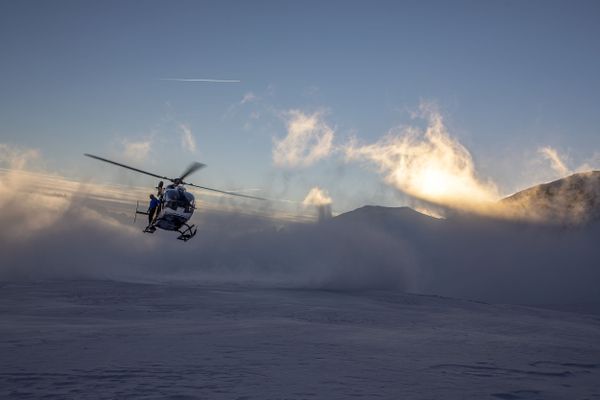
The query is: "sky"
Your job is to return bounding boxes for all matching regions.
[1,0,600,215]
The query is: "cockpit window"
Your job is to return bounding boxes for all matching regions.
[164,189,192,211]
[184,192,195,208]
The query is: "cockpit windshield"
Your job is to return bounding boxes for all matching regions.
[164,189,194,212]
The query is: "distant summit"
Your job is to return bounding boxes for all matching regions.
[501,171,600,224]
[333,205,441,228]
[331,172,600,227]
[330,205,442,240]
[334,205,435,222]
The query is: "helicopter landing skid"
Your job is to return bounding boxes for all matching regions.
[177,223,197,242]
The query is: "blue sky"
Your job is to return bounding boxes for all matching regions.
[1,0,599,214]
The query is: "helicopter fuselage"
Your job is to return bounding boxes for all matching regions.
[154,187,195,231]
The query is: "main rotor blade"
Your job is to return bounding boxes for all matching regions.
[84,154,170,181]
[184,182,266,200]
[179,162,206,181]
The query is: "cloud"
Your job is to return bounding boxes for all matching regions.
[121,138,152,162]
[0,143,41,170]
[577,152,600,173]
[345,105,498,214]
[538,146,570,177]
[273,110,335,168]
[303,85,320,96]
[241,92,257,104]
[180,124,197,153]
[222,92,259,122]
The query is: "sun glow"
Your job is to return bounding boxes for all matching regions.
[346,105,499,214]
[419,167,451,198]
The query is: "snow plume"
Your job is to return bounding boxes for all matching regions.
[273,110,334,168]
[500,147,600,224]
[578,151,600,172]
[303,187,332,206]
[501,170,600,225]
[1,164,600,304]
[0,170,74,239]
[0,145,68,237]
[0,163,416,291]
[0,142,148,242]
[345,106,499,215]
[0,161,160,279]
[303,187,333,221]
[2,143,600,305]
[539,146,570,177]
[537,146,600,176]
[180,124,197,153]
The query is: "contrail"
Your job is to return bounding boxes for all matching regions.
[159,78,241,83]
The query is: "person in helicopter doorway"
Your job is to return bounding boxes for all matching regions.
[154,180,164,215]
[156,181,164,198]
[148,194,160,227]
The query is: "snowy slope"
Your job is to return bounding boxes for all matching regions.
[501,170,600,224]
[1,280,599,399]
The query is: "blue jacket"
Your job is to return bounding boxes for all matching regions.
[149,198,160,210]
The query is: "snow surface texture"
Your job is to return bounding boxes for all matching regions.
[1,280,599,400]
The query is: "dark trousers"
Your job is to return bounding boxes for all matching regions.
[148,207,157,225]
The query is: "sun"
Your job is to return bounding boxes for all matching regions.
[419,166,452,199]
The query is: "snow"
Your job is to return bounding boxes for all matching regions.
[2,170,600,399]
[1,280,599,399]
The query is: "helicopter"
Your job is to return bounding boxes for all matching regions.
[84,153,264,241]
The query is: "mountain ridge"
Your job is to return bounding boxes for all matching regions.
[333,171,600,225]
[500,170,600,224]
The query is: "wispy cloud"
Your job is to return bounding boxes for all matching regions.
[577,152,600,172]
[180,124,197,153]
[538,146,570,177]
[121,138,152,162]
[273,110,335,168]
[303,85,320,97]
[159,78,241,83]
[0,143,40,170]
[241,92,257,104]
